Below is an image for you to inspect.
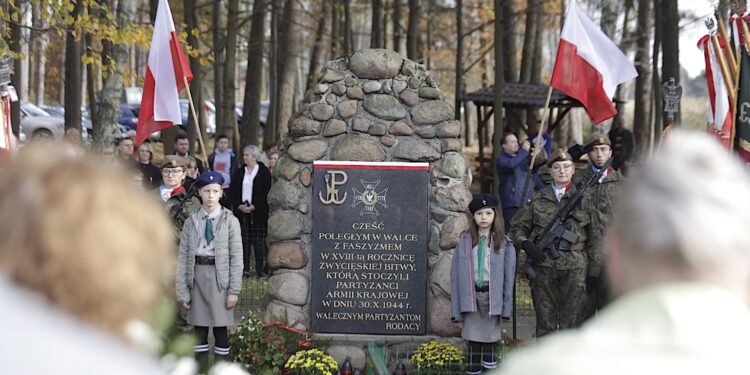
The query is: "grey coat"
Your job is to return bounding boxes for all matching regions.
[176,207,243,304]
[450,232,516,321]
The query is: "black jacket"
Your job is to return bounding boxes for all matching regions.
[137,162,162,190]
[228,162,272,227]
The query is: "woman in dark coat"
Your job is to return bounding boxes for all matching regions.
[228,145,272,277]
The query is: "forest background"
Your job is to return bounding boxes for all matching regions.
[0,0,717,158]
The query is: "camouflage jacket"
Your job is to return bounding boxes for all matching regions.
[164,187,201,242]
[510,183,592,271]
[572,167,624,276]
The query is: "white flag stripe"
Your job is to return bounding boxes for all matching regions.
[560,0,638,98]
[706,42,731,130]
[148,0,181,124]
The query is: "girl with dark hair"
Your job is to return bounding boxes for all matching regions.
[450,194,516,375]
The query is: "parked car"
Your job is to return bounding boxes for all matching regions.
[180,99,216,134]
[119,104,139,130]
[81,106,130,141]
[235,100,269,128]
[19,101,65,141]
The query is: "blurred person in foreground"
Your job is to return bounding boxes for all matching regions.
[501,130,750,374]
[0,143,172,373]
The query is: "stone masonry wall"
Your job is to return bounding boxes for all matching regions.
[264,49,472,368]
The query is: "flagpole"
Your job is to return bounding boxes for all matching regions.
[712,34,737,103]
[182,75,208,164]
[717,14,739,79]
[517,85,553,208]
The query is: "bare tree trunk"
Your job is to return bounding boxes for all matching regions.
[331,0,341,56]
[221,0,239,142]
[9,1,21,135]
[307,2,331,93]
[392,0,403,53]
[275,0,301,141]
[651,0,661,144]
[613,0,634,126]
[65,0,83,132]
[184,0,205,156]
[492,0,504,194]
[529,0,544,84]
[371,0,384,48]
[85,4,98,134]
[519,0,539,84]
[240,0,266,148]
[266,0,280,144]
[406,0,419,60]
[660,0,679,125]
[344,0,353,54]
[502,0,517,82]
[213,0,225,138]
[95,0,134,148]
[633,0,652,155]
[600,0,621,40]
[455,0,463,121]
[30,1,47,105]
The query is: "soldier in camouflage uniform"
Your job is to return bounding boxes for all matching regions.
[510,149,593,337]
[572,133,624,322]
[159,155,201,329]
[160,155,201,239]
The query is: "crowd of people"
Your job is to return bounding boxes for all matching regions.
[449,127,750,375]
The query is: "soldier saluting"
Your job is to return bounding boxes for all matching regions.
[510,149,593,337]
[573,133,624,322]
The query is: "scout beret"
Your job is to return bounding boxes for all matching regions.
[195,171,225,188]
[161,155,187,169]
[469,194,499,214]
[586,132,611,147]
[547,149,574,167]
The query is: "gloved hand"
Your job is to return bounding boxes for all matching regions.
[586,275,600,292]
[567,144,585,161]
[522,240,546,263]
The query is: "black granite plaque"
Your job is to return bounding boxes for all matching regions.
[311,161,429,335]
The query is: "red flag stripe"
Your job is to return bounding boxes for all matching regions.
[550,39,616,124]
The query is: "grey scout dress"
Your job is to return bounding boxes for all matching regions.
[176,206,243,327]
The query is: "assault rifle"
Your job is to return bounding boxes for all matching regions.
[169,182,198,220]
[523,157,612,280]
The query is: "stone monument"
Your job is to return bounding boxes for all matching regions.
[265,49,472,367]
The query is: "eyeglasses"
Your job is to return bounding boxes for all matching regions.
[551,163,574,172]
[162,169,184,176]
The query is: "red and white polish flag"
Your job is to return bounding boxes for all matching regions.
[698,35,732,149]
[135,0,193,146]
[550,0,638,124]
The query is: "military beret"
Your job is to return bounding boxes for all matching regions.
[586,132,611,147]
[195,171,225,188]
[161,155,187,169]
[547,149,574,167]
[469,194,499,214]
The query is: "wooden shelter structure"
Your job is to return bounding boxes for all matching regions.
[462,82,584,192]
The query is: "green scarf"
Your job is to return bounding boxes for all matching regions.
[476,235,487,287]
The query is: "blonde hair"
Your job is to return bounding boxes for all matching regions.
[0,143,174,339]
[137,142,154,162]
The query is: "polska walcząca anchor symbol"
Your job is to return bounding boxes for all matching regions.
[319,170,348,205]
[352,179,388,215]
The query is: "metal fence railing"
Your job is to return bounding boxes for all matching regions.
[235,276,268,320]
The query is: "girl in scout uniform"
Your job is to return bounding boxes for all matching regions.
[451,194,517,374]
[176,171,243,371]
